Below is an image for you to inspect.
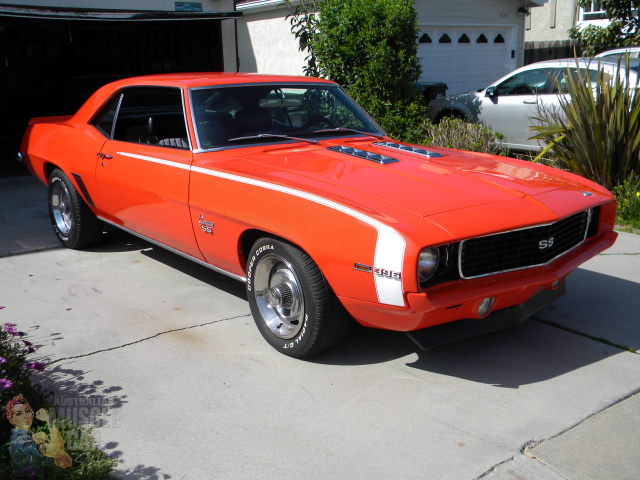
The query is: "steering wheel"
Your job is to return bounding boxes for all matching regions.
[301,116,336,130]
[505,85,532,95]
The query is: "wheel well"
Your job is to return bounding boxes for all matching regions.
[239,229,312,270]
[43,162,59,180]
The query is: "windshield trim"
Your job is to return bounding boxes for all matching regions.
[188,83,385,152]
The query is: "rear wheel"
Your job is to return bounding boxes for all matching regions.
[48,169,103,249]
[246,237,348,357]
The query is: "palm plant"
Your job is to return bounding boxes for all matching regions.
[531,56,640,191]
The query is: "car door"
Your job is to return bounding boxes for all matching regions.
[551,66,602,108]
[479,68,555,151]
[92,86,203,259]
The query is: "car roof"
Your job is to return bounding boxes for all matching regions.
[523,57,635,67]
[596,46,640,57]
[72,72,338,122]
[104,72,336,90]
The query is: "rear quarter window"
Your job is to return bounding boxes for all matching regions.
[91,86,189,149]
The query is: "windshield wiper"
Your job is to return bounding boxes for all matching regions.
[227,134,319,145]
[311,128,385,139]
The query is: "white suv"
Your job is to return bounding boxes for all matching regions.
[428,58,639,152]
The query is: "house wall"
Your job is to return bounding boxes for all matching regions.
[236,6,306,75]
[525,0,577,41]
[236,0,543,93]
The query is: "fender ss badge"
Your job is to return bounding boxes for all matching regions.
[354,263,401,279]
[198,214,215,234]
[580,190,594,196]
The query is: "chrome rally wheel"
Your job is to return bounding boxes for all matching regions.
[253,254,305,339]
[47,169,103,249]
[50,179,73,236]
[246,237,349,357]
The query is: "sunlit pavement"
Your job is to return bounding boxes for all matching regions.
[1,176,639,480]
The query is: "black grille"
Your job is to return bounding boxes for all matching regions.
[459,210,591,279]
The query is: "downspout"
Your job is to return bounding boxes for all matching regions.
[234,2,240,72]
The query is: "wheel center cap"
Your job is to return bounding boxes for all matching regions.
[267,287,282,308]
[267,283,294,309]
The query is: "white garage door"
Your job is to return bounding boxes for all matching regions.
[417,25,517,95]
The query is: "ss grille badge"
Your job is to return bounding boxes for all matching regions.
[538,237,554,250]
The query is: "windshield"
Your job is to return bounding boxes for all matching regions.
[190,84,383,149]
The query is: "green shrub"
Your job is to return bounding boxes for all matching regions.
[423,117,506,155]
[286,0,428,142]
[530,57,640,191]
[613,172,640,229]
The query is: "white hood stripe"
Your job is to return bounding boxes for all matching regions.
[115,152,406,307]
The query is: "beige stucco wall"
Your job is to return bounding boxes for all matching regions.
[525,0,578,41]
[236,0,546,76]
[236,7,307,75]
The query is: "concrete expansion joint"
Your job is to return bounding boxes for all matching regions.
[475,454,518,479]
[46,312,253,366]
[477,388,640,479]
[532,317,638,354]
[599,252,640,256]
[0,245,63,259]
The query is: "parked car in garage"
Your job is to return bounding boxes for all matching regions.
[19,73,617,357]
[429,58,640,152]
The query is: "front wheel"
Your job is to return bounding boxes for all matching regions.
[246,238,348,358]
[48,169,103,249]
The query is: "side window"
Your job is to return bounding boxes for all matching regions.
[494,69,552,96]
[553,68,607,93]
[91,94,122,139]
[110,87,189,149]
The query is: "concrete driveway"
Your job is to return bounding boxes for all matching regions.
[1,176,639,479]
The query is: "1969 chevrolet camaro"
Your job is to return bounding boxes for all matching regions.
[19,73,617,357]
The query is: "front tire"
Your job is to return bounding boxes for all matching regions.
[48,169,103,249]
[246,238,348,358]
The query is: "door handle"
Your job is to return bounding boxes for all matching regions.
[97,153,113,159]
[523,99,537,104]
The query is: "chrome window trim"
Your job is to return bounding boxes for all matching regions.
[100,85,192,150]
[188,82,385,151]
[457,209,593,280]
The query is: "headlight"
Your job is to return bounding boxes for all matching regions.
[418,247,440,284]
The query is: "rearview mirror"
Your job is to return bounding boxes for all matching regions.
[485,86,496,97]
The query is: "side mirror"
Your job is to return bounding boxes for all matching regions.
[485,86,496,97]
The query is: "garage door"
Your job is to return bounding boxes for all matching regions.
[417,25,517,95]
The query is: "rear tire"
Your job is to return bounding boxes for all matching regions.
[48,169,103,249]
[246,237,349,358]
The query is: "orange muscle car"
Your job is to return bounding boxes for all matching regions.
[18,73,618,357]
